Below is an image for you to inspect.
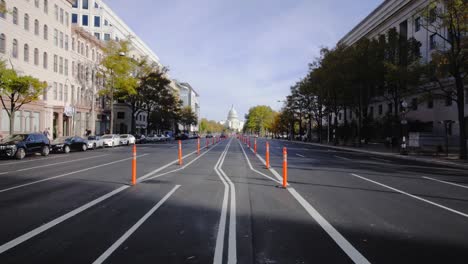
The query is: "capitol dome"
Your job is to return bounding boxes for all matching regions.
[227,105,238,120]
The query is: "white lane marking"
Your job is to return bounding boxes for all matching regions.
[0,154,109,175]
[296,153,306,158]
[213,142,231,264]
[0,185,130,254]
[423,176,468,190]
[218,139,237,264]
[249,143,370,264]
[0,155,68,166]
[0,154,149,194]
[334,155,351,161]
[140,141,222,182]
[247,147,283,183]
[351,173,468,218]
[92,185,181,264]
[370,157,390,163]
[238,141,281,184]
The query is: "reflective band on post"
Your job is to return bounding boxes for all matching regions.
[132,145,137,185]
[282,147,288,188]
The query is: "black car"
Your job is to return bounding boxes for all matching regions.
[0,133,50,160]
[51,136,88,153]
[206,133,213,138]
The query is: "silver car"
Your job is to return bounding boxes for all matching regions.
[87,136,104,149]
[101,134,120,147]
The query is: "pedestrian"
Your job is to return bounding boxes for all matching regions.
[85,129,91,136]
[43,128,51,140]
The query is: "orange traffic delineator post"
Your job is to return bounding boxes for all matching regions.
[132,144,137,185]
[178,140,183,166]
[266,141,270,169]
[254,137,257,154]
[282,147,288,188]
[197,137,200,155]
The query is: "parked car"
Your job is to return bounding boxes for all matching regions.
[175,133,189,140]
[120,134,136,145]
[0,133,50,160]
[87,136,104,149]
[135,135,147,144]
[146,134,159,143]
[101,134,120,147]
[51,136,88,153]
[206,133,213,138]
[220,133,227,139]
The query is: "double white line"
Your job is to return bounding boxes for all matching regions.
[213,138,237,264]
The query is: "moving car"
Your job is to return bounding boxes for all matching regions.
[0,133,50,160]
[101,134,120,147]
[51,136,88,153]
[87,136,104,149]
[120,134,136,145]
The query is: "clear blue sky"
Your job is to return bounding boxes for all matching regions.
[106,0,382,121]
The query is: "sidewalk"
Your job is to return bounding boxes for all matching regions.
[278,139,468,170]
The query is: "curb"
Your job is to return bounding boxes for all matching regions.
[276,139,468,170]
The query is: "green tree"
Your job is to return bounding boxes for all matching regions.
[244,105,275,136]
[179,106,198,132]
[419,0,467,159]
[99,40,138,133]
[0,61,47,135]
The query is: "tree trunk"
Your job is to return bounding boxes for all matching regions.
[131,103,137,135]
[455,75,467,160]
[9,111,15,136]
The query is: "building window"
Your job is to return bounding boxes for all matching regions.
[0,0,6,19]
[13,7,18,25]
[71,85,75,103]
[35,0,40,8]
[0,34,5,54]
[24,14,29,31]
[59,57,63,74]
[94,16,100,27]
[369,106,374,118]
[43,85,48,101]
[72,13,77,24]
[94,33,100,40]
[43,52,48,69]
[117,112,125,119]
[387,103,393,114]
[59,83,63,101]
[414,17,421,32]
[378,104,383,115]
[104,33,110,41]
[65,35,69,50]
[53,82,57,100]
[64,85,68,102]
[54,29,58,46]
[72,0,77,8]
[86,45,89,57]
[72,61,75,76]
[430,34,437,50]
[65,12,69,27]
[43,25,48,40]
[92,49,95,61]
[54,4,58,20]
[53,55,57,72]
[34,48,39,65]
[411,98,418,110]
[59,8,63,24]
[82,15,88,26]
[43,0,48,13]
[64,59,68,75]
[34,19,40,35]
[80,43,84,55]
[427,97,434,109]
[82,0,89,9]
[104,19,108,26]
[94,2,99,8]
[59,32,63,48]
[23,44,29,62]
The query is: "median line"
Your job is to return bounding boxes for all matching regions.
[92,185,181,264]
[0,154,149,194]
[422,176,468,190]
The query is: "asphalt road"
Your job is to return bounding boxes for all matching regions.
[0,137,467,264]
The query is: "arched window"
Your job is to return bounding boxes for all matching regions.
[12,39,18,58]
[13,7,18,25]
[24,44,29,62]
[0,34,5,54]
[34,48,39,65]
[85,45,89,57]
[24,13,29,30]
[43,52,48,69]
[0,0,6,19]
[81,43,84,55]
[43,24,48,40]
[43,0,48,13]
[34,19,39,35]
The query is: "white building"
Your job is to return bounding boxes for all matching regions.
[0,0,76,138]
[223,105,244,132]
[175,80,200,132]
[333,0,467,140]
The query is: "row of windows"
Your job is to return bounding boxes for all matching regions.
[54,3,69,27]
[71,13,102,28]
[53,29,69,50]
[72,37,103,62]
[49,82,91,106]
[52,54,69,76]
[1,109,40,133]
[72,0,100,10]
[4,4,68,32]
[0,34,52,69]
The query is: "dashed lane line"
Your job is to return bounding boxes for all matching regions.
[334,155,351,161]
[351,173,468,218]
[92,185,181,264]
[296,153,306,158]
[0,154,109,175]
[422,176,468,190]
[0,154,149,194]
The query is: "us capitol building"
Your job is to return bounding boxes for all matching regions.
[219,106,244,132]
